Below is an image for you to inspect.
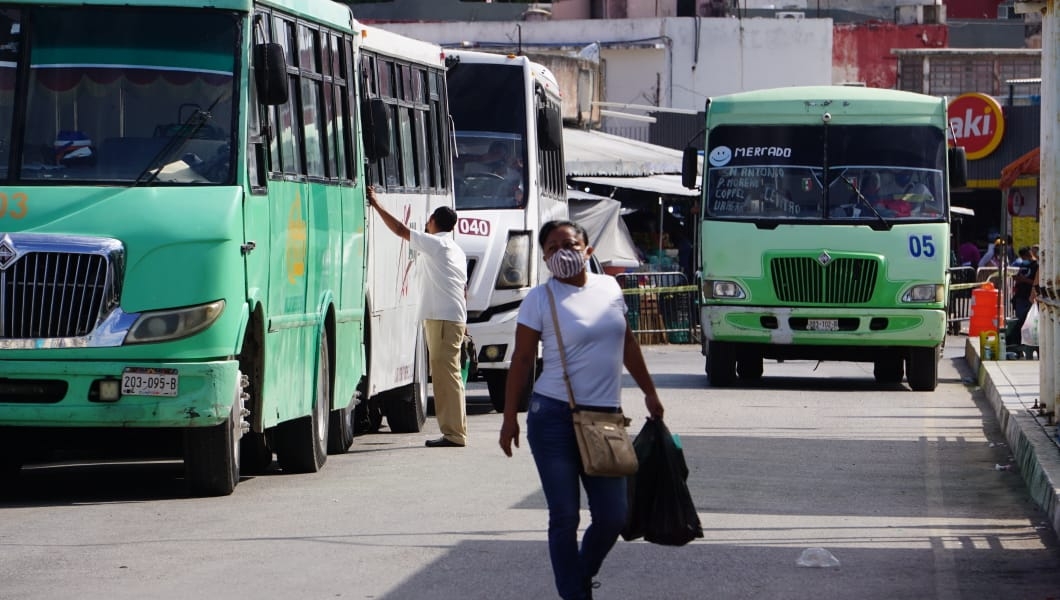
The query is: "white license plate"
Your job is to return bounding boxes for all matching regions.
[121,367,179,397]
[806,319,839,332]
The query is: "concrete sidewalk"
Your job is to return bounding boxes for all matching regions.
[966,339,1060,539]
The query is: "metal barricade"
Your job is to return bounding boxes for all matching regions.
[615,272,699,345]
[947,266,977,335]
[948,266,1017,335]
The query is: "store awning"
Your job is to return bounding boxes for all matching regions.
[570,174,699,198]
[1000,146,1039,189]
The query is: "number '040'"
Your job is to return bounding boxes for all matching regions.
[0,193,28,219]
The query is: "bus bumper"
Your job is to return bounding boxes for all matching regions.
[0,359,239,428]
[701,305,947,347]
[467,307,521,370]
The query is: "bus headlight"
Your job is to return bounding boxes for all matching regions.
[902,284,943,303]
[495,232,530,289]
[704,279,746,299]
[126,300,225,344]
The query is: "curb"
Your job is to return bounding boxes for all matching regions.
[966,340,1060,539]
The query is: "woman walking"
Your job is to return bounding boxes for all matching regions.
[499,220,665,599]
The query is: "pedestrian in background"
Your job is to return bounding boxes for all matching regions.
[368,186,469,448]
[499,220,665,599]
[1011,246,1039,346]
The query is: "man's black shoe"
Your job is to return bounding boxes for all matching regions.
[425,437,464,448]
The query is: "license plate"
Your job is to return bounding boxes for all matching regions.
[806,319,839,332]
[121,367,179,397]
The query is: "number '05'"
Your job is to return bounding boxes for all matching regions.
[0,193,28,219]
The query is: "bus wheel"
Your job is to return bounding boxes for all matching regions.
[0,431,24,479]
[240,431,273,475]
[486,369,531,413]
[873,357,904,384]
[736,355,763,380]
[386,335,428,433]
[184,370,247,496]
[906,346,939,391]
[707,341,736,387]
[486,371,508,413]
[275,331,330,473]
[327,400,355,454]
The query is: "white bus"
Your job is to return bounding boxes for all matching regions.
[354,24,456,432]
[445,50,567,412]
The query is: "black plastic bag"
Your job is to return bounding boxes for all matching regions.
[622,418,704,546]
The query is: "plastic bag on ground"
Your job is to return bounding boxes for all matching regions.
[796,547,841,568]
[621,417,704,546]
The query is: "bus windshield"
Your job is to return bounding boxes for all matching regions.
[447,62,528,210]
[453,132,525,209]
[0,7,237,184]
[705,124,946,222]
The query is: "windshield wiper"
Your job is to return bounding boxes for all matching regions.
[134,91,229,186]
[837,174,891,230]
[134,110,213,186]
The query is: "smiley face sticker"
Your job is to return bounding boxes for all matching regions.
[709,146,732,167]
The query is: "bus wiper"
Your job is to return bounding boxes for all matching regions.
[838,174,891,230]
[134,91,229,186]
[134,109,213,186]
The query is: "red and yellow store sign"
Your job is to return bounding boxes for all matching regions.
[947,92,1005,160]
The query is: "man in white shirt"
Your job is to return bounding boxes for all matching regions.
[368,187,469,448]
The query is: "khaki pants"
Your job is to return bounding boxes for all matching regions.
[424,319,467,445]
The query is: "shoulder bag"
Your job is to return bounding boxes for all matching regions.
[546,284,638,477]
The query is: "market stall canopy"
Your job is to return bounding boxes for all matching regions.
[563,127,685,177]
[569,174,699,198]
[568,194,641,269]
[1000,146,1039,189]
[563,127,702,198]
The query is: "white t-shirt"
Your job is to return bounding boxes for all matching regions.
[409,229,467,322]
[518,274,628,408]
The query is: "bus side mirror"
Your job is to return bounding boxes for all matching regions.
[948,146,967,189]
[361,98,392,161]
[538,106,563,151]
[681,147,699,189]
[253,43,289,106]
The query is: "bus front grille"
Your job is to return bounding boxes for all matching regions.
[770,257,878,304]
[1,251,116,339]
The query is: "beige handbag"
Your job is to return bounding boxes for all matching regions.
[546,284,638,477]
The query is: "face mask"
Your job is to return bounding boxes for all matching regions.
[546,248,585,279]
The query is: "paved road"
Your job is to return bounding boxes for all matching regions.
[3,339,1060,599]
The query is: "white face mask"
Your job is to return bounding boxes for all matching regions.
[546,248,585,279]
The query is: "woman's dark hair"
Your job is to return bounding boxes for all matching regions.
[538,220,589,249]
[431,206,458,232]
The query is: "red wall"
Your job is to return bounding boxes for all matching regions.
[833,22,948,89]
[944,0,1005,20]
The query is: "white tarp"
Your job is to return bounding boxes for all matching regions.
[568,195,641,268]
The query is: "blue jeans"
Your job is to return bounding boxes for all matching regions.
[526,392,627,600]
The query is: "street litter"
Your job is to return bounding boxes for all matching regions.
[995,464,1012,471]
[796,547,840,568]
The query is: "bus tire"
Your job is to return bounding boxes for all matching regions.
[275,331,330,473]
[386,335,428,433]
[906,346,939,391]
[327,401,355,454]
[240,431,273,474]
[183,371,246,496]
[486,368,533,414]
[707,341,736,387]
[736,355,763,380]
[0,431,24,479]
[873,357,904,384]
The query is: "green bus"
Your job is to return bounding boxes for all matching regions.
[682,86,966,391]
[0,0,452,495]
